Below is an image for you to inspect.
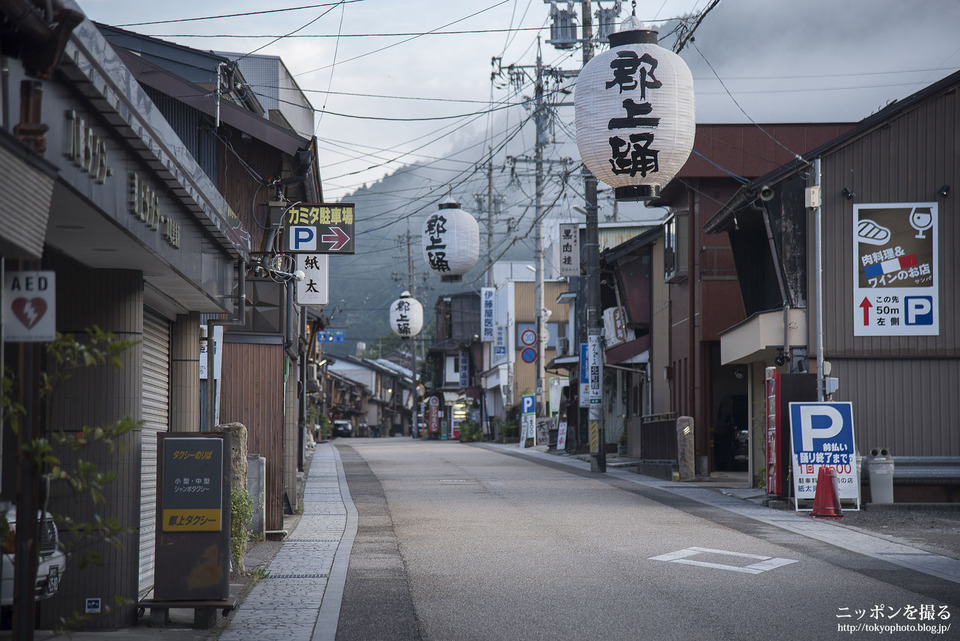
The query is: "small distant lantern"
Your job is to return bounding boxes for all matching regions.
[390,291,423,338]
[574,13,695,201]
[422,199,480,283]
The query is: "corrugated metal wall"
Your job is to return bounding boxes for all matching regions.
[817,83,959,456]
[219,340,285,530]
[138,311,170,597]
[142,86,217,182]
[41,259,143,629]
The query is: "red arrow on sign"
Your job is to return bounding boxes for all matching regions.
[859,297,873,325]
[321,226,350,251]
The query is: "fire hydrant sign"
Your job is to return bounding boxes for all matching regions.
[788,402,860,510]
[853,203,938,336]
[161,437,224,531]
[3,271,56,342]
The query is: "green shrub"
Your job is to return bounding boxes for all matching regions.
[458,419,483,442]
[230,486,257,574]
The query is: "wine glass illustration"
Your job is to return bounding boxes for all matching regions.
[909,206,933,239]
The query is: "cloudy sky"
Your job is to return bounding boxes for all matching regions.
[78,0,960,203]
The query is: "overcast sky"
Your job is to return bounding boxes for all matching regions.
[78,0,960,202]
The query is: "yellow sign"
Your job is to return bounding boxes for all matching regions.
[589,420,600,454]
[162,509,222,532]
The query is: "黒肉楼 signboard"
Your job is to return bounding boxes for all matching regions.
[789,402,860,511]
[853,203,938,336]
[161,437,224,531]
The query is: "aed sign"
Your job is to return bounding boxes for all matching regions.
[788,402,860,510]
[3,271,56,342]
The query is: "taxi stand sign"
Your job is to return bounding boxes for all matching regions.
[789,402,860,511]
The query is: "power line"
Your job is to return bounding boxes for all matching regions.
[114,1,367,27]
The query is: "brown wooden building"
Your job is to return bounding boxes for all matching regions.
[707,70,960,499]
[631,124,853,475]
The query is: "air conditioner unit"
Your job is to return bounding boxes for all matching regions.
[307,363,319,383]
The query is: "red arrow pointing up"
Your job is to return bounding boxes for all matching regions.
[859,297,873,326]
[321,226,350,251]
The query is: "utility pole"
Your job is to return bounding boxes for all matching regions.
[534,44,547,423]
[581,0,606,472]
[487,155,495,288]
[505,44,571,424]
[405,226,419,436]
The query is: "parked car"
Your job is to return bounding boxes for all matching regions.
[0,502,66,606]
[332,420,353,438]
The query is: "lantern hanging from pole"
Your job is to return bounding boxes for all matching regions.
[390,291,423,338]
[422,199,480,283]
[574,14,695,201]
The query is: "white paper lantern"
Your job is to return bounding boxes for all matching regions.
[422,199,480,282]
[575,16,695,201]
[390,291,423,338]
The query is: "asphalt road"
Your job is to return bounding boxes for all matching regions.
[333,439,957,641]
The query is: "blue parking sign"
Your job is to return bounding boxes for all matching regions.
[788,402,860,509]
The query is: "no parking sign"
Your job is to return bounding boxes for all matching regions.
[788,402,860,510]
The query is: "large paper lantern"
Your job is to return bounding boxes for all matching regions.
[575,15,695,201]
[390,291,423,338]
[422,199,479,282]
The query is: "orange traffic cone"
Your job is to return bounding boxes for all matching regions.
[811,466,843,518]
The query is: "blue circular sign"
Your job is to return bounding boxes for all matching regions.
[520,347,537,363]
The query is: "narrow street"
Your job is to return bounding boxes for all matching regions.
[333,439,958,641]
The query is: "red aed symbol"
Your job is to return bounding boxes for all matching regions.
[12,297,47,329]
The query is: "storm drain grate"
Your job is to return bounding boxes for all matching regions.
[265,572,328,579]
[286,539,341,543]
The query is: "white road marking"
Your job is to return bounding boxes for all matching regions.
[649,547,799,575]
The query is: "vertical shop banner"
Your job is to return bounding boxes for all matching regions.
[579,343,589,408]
[559,223,580,277]
[853,203,938,336]
[480,287,495,342]
[587,335,602,405]
[459,350,470,388]
[788,402,860,509]
[296,253,329,307]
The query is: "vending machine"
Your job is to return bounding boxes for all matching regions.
[765,368,817,498]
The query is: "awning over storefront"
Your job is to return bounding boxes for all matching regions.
[718,308,807,365]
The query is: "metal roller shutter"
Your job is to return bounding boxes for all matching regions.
[139,310,170,597]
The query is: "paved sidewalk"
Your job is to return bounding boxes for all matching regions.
[218,444,357,641]
[19,443,356,641]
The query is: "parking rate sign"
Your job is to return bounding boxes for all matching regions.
[788,402,860,508]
